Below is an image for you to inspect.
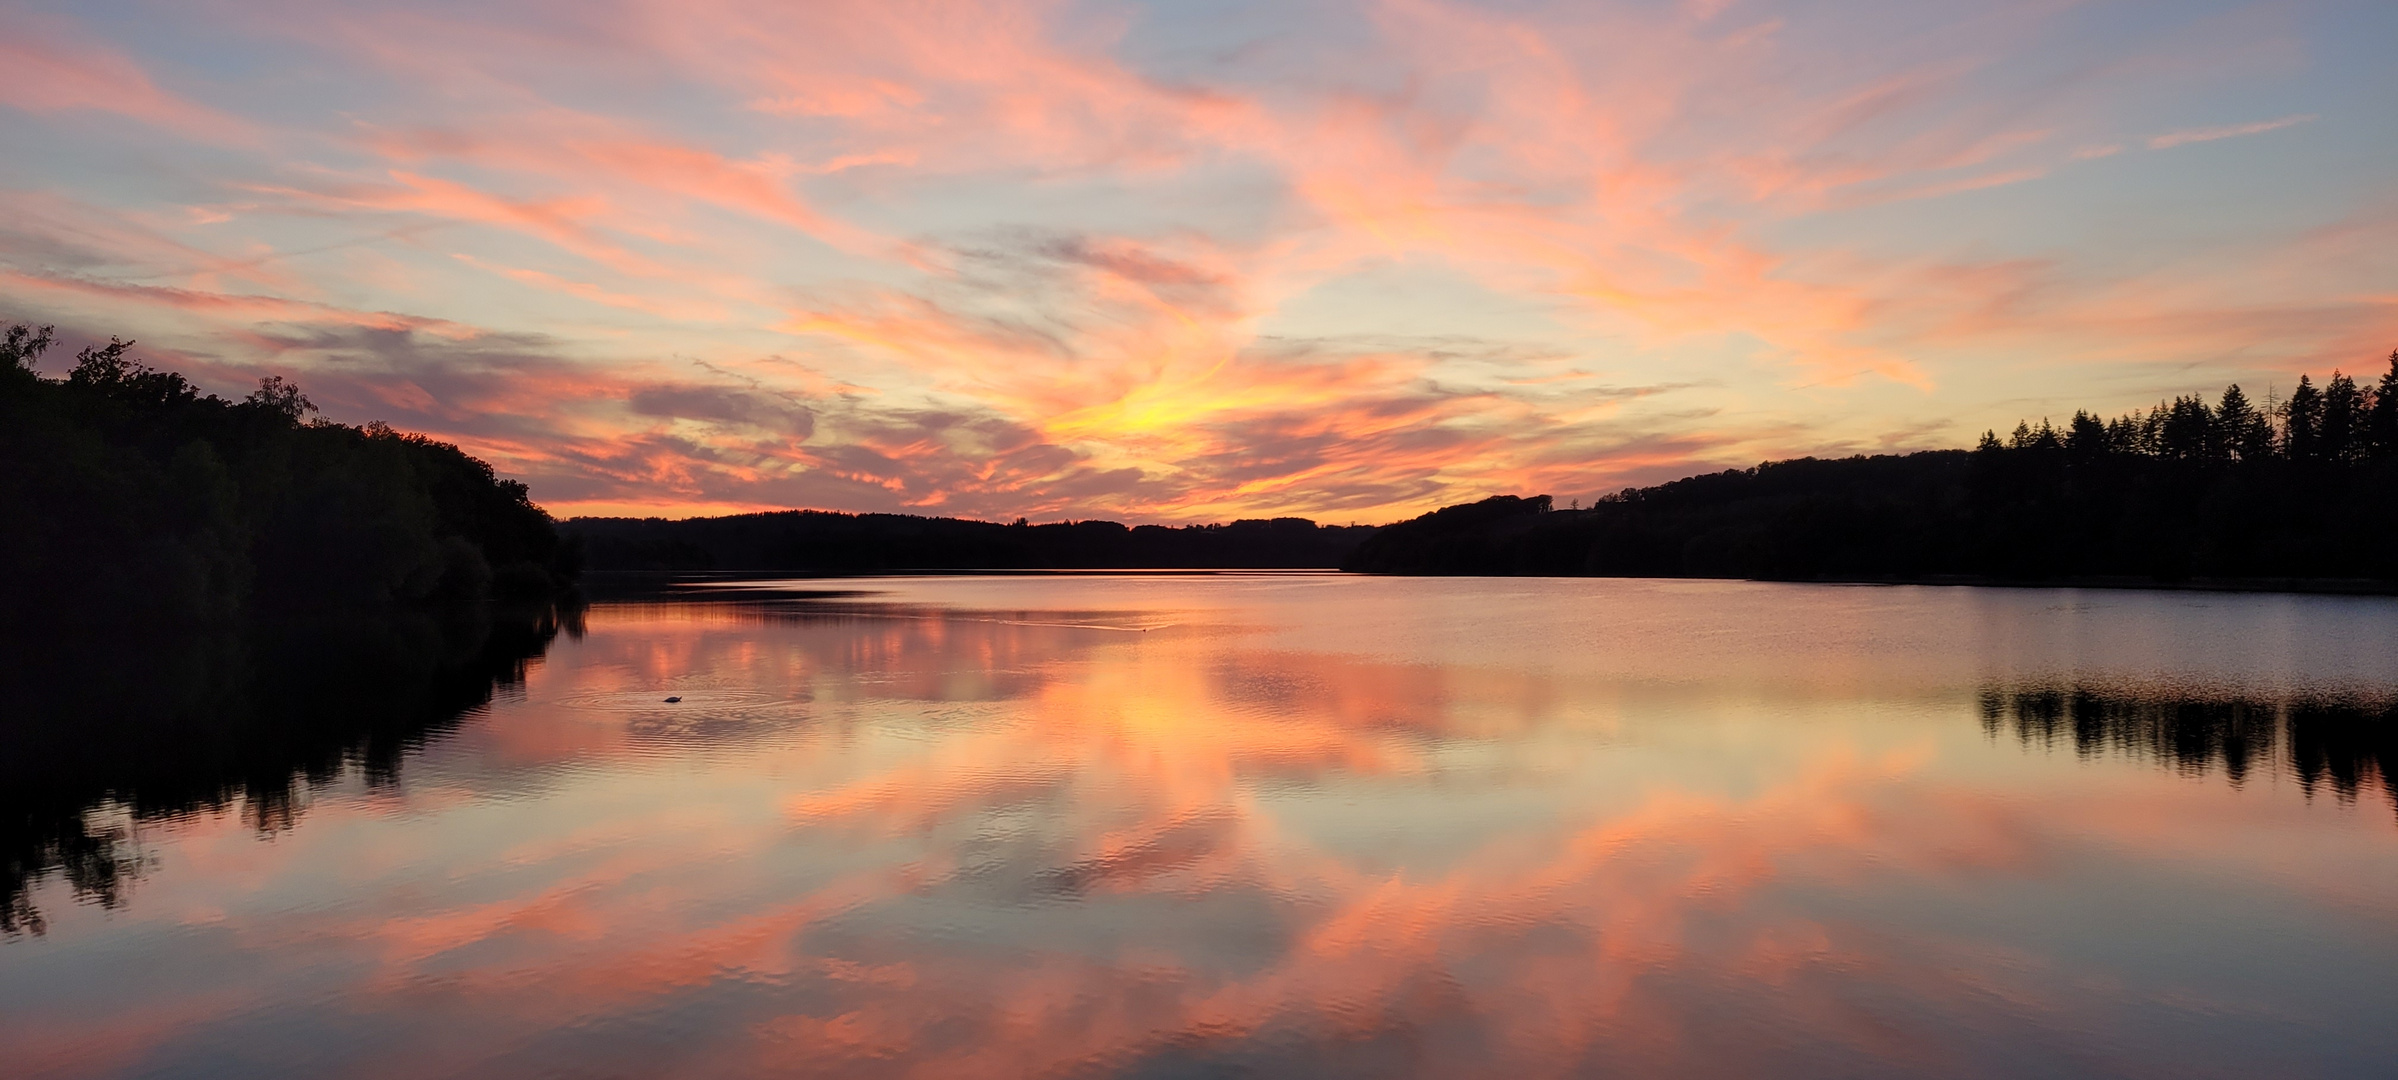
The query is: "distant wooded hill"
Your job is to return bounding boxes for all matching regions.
[565,511,1377,572]
[1347,353,2398,588]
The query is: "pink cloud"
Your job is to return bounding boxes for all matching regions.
[0,31,257,143]
[0,0,2384,521]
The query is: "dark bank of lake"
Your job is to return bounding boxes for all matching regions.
[5,575,2397,1079]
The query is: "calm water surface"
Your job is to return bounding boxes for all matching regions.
[6,575,2398,1078]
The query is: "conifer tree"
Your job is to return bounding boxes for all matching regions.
[2321,372,2364,463]
[2160,395,2214,461]
[2105,413,2144,455]
[2370,350,2398,458]
[2066,410,2109,463]
[2218,385,2273,462]
[2284,374,2324,459]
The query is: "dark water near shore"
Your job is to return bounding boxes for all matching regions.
[5,576,2397,1079]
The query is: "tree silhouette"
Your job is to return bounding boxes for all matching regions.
[2321,371,2365,463]
[245,374,317,422]
[2218,384,2273,462]
[2159,395,2214,461]
[2370,351,2398,458]
[1,323,53,376]
[2104,413,2144,454]
[2066,410,2109,463]
[2284,374,2324,459]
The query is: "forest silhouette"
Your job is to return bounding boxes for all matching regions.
[1,323,584,935]
[567,511,1378,573]
[1347,351,2398,586]
[2,323,577,631]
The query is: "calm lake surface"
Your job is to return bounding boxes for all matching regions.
[6,575,2398,1078]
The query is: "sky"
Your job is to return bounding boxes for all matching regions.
[2,0,2394,522]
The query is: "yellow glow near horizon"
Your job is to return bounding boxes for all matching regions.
[1,0,2391,523]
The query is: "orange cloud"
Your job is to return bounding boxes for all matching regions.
[1,0,2385,521]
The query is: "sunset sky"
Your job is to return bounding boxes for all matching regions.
[3,0,2393,522]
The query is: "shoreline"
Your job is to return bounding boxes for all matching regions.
[580,567,2398,598]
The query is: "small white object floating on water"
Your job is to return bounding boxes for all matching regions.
[663,696,682,703]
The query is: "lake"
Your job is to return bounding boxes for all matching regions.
[5,575,2396,1078]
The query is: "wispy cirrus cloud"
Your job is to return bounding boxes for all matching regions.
[0,0,2389,521]
[0,28,259,143]
[2148,113,2317,150]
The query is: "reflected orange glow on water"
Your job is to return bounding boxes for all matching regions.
[6,577,2398,1079]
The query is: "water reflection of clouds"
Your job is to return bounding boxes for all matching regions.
[8,580,2398,1078]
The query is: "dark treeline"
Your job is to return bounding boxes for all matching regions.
[1981,683,2398,818]
[1347,351,2398,586]
[2,322,588,933]
[1,323,578,638]
[567,510,1378,573]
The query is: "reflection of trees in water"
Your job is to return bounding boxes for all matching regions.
[0,812,150,937]
[1980,685,2398,816]
[0,602,577,938]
